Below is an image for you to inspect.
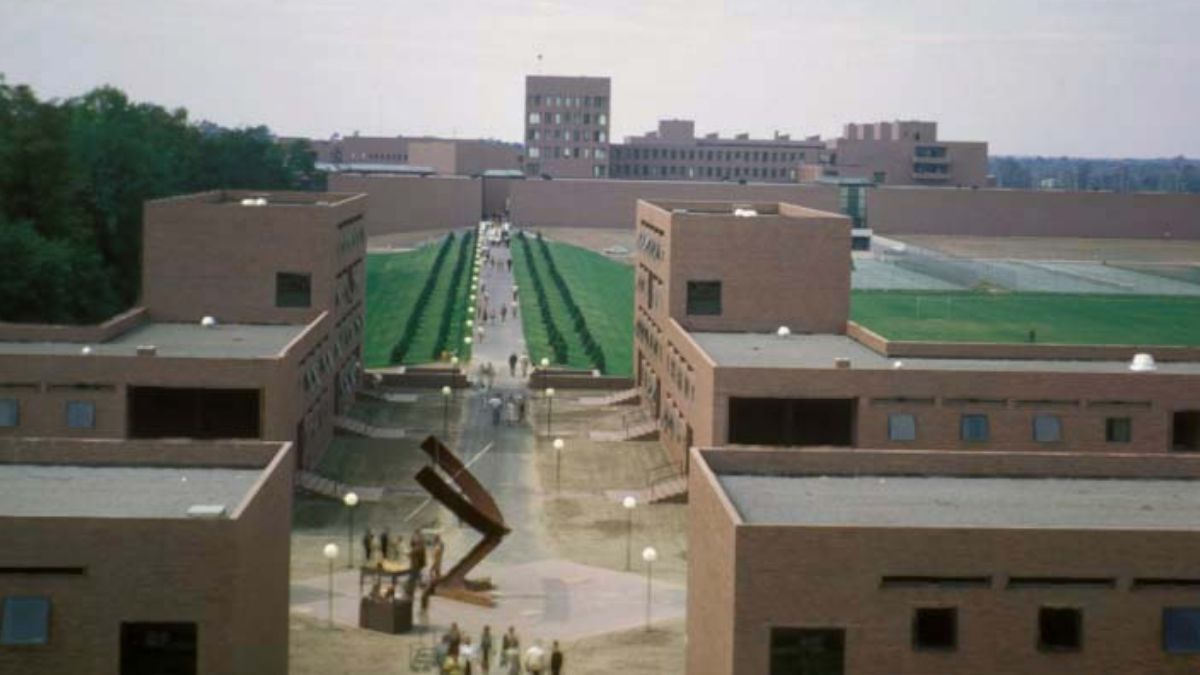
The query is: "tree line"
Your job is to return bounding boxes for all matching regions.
[990,156,1200,193]
[0,76,321,324]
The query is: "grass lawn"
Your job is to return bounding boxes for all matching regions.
[363,244,440,367]
[851,290,1200,345]
[513,236,635,376]
[362,233,474,368]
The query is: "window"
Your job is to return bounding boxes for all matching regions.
[276,272,311,308]
[1164,608,1200,653]
[598,113,607,125]
[1039,607,1082,651]
[1174,411,1200,451]
[528,147,540,159]
[528,112,539,124]
[0,398,17,427]
[913,608,957,651]
[1106,417,1132,443]
[1,596,51,645]
[888,414,917,441]
[960,414,989,441]
[1033,414,1062,442]
[686,281,722,316]
[66,401,95,429]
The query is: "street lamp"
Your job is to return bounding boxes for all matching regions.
[441,385,453,440]
[322,543,339,627]
[342,492,359,569]
[544,387,555,437]
[553,437,564,492]
[540,356,550,391]
[642,546,658,631]
[622,496,637,570]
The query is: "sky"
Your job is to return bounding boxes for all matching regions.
[1,0,1197,157]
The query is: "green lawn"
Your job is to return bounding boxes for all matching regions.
[362,233,474,368]
[851,290,1200,345]
[513,236,635,376]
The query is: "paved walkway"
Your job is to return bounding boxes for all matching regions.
[290,227,688,640]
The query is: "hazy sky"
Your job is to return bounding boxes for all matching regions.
[2,0,1197,157]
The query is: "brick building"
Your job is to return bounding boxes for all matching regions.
[0,438,293,674]
[523,75,611,178]
[0,190,368,469]
[610,119,824,183]
[631,199,1200,475]
[688,446,1200,675]
[802,120,990,187]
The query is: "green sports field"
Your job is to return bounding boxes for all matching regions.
[850,290,1200,345]
[512,237,634,376]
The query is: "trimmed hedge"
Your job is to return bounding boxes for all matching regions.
[388,233,455,364]
[431,230,475,360]
[517,231,569,363]
[534,233,608,373]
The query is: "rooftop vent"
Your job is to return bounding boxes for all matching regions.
[200,316,217,328]
[136,345,157,357]
[834,357,851,369]
[186,504,228,519]
[240,197,268,206]
[892,360,904,369]
[733,208,758,218]
[1129,353,1157,372]
[776,326,791,338]
[80,346,92,355]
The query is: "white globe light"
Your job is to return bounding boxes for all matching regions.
[540,357,550,367]
[201,316,217,328]
[442,385,452,396]
[623,496,637,510]
[553,438,564,450]
[80,346,93,355]
[545,387,555,398]
[323,543,339,560]
[343,492,358,507]
[464,337,473,345]
[776,326,791,337]
[642,546,658,563]
[451,356,459,365]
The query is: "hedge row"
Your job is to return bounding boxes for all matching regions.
[517,232,569,363]
[534,233,608,374]
[388,233,455,364]
[431,230,475,360]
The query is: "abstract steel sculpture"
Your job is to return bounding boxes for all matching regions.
[415,435,511,607]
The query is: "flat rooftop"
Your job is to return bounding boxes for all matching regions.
[689,332,1200,374]
[0,464,261,519]
[718,474,1200,530]
[0,322,307,359]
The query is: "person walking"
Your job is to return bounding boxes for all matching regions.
[480,626,494,674]
[511,300,519,319]
[489,395,503,426]
[519,354,530,378]
[550,642,563,675]
[517,395,527,423]
[407,531,425,595]
[508,353,518,377]
[500,627,518,669]
[378,527,390,561]
[506,257,512,272]
[476,325,486,344]
[500,305,507,323]
[430,534,445,582]
[362,528,374,563]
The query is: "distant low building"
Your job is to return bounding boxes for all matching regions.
[806,120,989,187]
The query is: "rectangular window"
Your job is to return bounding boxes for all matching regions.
[276,272,312,308]
[0,398,17,427]
[1039,607,1082,651]
[913,608,957,651]
[1164,608,1200,653]
[888,414,917,441]
[686,281,722,316]
[66,401,95,429]
[1,596,51,645]
[960,414,989,442]
[1033,414,1062,442]
[1106,417,1132,443]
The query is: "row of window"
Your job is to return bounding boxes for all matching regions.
[526,94,607,109]
[914,161,951,175]
[612,146,809,163]
[342,151,407,162]
[522,163,608,178]
[614,164,798,180]
[0,399,95,430]
[914,145,949,158]
[636,230,664,261]
[526,111,608,126]
[527,146,607,160]
[885,412,1133,444]
[527,127,608,142]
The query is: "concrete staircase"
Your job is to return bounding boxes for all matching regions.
[647,474,689,504]
[334,416,407,439]
[577,387,640,407]
[296,471,384,502]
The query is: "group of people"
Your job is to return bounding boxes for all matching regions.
[474,352,530,391]
[360,529,446,605]
[486,392,527,426]
[436,624,565,675]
